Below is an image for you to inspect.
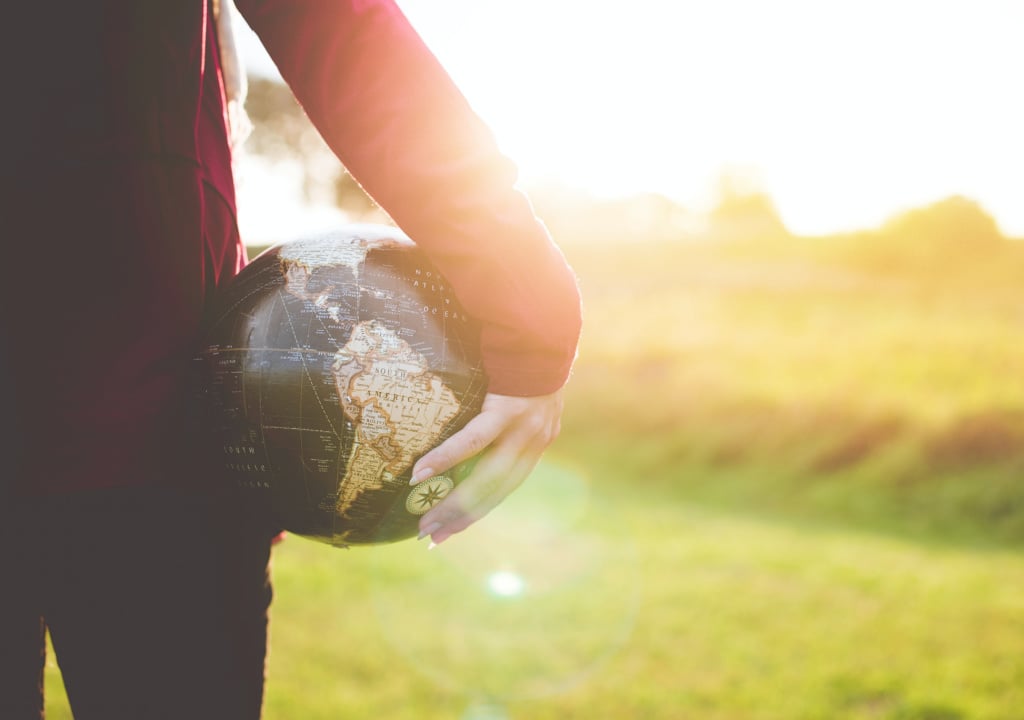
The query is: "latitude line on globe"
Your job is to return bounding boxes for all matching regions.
[208,347,339,355]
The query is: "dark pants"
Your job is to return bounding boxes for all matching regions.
[0,486,276,720]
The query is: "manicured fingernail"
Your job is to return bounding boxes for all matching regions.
[418,521,442,540]
[410,467,434,486]
[428,534,451,550]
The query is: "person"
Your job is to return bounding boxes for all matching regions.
[0,0,582,718]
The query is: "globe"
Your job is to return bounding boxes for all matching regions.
[195,224,488,547]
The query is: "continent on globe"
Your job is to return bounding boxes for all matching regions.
[330,320,461,517]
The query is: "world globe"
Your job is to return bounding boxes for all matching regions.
[195,224,487,547]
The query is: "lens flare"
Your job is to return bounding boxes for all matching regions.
[369,457,640,704]
[487,571,526,598]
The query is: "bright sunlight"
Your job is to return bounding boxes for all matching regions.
[392,0,1024,236]
[238,0,1024,236]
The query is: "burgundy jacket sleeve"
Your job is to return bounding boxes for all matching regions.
[235,0,582,396]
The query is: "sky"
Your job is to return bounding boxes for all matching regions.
[234,0,1024,237]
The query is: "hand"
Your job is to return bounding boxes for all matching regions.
[410,390,565,546]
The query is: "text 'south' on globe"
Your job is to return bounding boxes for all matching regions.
[194,225,488,547]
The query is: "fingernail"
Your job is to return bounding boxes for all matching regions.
[417,521,442,540]
[427,541,438,550]
[410,467,434,486]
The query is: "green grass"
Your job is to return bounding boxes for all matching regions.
[44,468,1024,718]
[559,237,1024,543]
[268,483,1024,720]
[44,234,1024,718]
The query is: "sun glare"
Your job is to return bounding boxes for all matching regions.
[236,1,1024,236]
[395,0,1024,236]
[486,570,527,598]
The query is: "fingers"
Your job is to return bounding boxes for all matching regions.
[409,407,507,485]
[414,390,564,546]
[419,445,541,546]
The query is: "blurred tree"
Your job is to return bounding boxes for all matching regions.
[847,195,1008,275]
[245,77,380,218]
[244,77,315,160]
[881,195,1004,252]
[708,171,788,240]
[334,171,384,219]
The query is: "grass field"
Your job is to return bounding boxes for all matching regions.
[45,229,1024,718]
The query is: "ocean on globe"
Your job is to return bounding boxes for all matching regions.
[195,224,487,547]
